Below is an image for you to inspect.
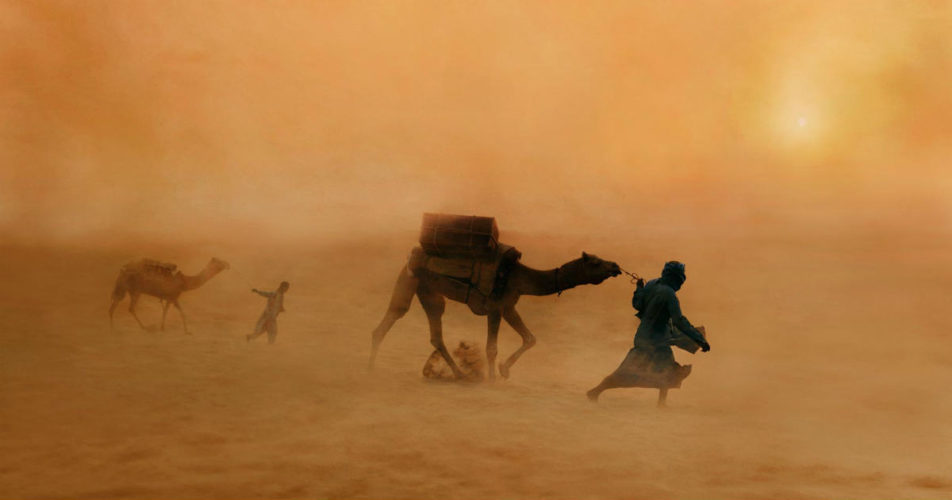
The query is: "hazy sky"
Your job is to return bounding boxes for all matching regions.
[2,1,949,244]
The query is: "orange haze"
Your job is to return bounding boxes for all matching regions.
[1,2,951,499]
[1,1,950,244]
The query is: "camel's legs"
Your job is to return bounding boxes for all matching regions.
[109,276,126,329]
[109,299,120,329]
[657,388,669,408]
[369,267,419,369]
[418,289,464,379]
[486,311,501,381]
[498,307,536,379]
[160,300,171,331]
[128,293,147,330]
[172,300,190,334]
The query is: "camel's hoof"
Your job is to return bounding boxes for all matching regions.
[498,363,510,379]
[586,389,600,403]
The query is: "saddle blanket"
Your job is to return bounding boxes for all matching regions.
[408,244,521,299]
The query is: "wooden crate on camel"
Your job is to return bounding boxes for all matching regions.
[411,213,522,304]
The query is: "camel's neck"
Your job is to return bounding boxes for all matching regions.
[510,261,584,296]
[182,264,221,291]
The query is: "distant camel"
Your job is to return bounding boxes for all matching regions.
[109,258,230,333]
[370,251,620,380]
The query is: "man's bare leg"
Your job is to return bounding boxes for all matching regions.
[587,374,624,402]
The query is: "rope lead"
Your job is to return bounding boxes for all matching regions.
[619,266,642,285]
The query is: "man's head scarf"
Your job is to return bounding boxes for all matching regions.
[661,261,686,290]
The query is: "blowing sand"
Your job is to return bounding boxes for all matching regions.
[3,2,950,498]
[1,226,950,499]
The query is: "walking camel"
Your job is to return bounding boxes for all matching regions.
[370,251,621,380]
[109,258,230,333]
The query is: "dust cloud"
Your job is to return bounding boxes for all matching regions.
[1,1,950,498]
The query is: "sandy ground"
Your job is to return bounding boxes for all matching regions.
[1,228,950,499]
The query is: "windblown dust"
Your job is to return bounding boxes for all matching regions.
[1,223,950,499]
[2,1,951,498]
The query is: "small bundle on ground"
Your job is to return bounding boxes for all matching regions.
[422,340,486,382]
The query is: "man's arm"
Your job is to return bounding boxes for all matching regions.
[252,289,275,298]
[630,279,647,316]
[665,289,711,351]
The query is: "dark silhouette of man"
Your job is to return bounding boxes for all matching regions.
[587,261,710,406]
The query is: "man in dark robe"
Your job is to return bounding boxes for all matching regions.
[586,261,711,406]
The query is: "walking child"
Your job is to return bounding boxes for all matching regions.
[247,281,289,344]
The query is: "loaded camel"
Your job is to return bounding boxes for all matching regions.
[370,251,621,380]
[109,258,230,333]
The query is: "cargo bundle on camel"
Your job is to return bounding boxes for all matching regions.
[370,213,622,381]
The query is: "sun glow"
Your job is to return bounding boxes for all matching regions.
[773,100,825,150]
[763,71,833,155]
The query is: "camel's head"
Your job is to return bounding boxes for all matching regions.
[208,257,230,273]
[576,252,621,285]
